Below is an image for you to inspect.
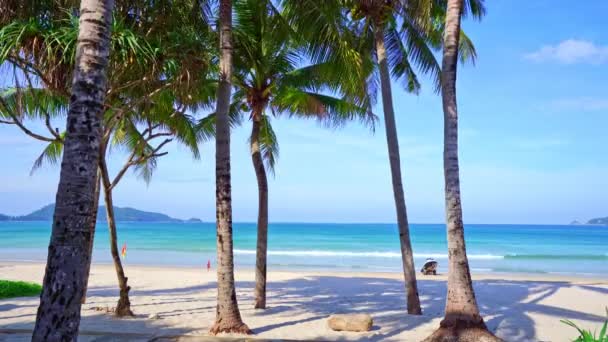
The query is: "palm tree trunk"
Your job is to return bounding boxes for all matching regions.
[32,0,113,340]
[81,168,101,304]
[424,1,501,341]
[210,0,251,334]
[374,26,422,315]
[251,115,269,310]
[99,147,133,317]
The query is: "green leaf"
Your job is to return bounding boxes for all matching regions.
[258,114,279,173]
[30,136,64,175]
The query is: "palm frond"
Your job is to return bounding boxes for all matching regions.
[463,0,486,20]
[458,29,477,64]
[30,135,64,175]
[0,87,67,121]
[258,114,279,174]
[161,111,201,159]
[384,26,422,94]
[196,99,247,140]
[399,15,441,91]
[272,88,376,130]
[133,153,158,185]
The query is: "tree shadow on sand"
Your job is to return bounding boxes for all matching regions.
[477,279,606,341]
[245,276,606,341]
[1,276,606,341]
[0,306,193,341]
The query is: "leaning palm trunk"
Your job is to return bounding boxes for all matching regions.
[81,168,101,304]
[210,0,251,334]
[32,0,114,340]
[251,116,269,309]
[374,26,422,315]
[99,149,133,317]
[424,0,500,341]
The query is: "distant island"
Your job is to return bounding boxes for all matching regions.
[0,204,201,223]
[586,217,608,225]
[570,217,608,226]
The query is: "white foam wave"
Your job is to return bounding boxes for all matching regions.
[234,249,504,260]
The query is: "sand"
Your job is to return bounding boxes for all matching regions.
[1,262,607,341]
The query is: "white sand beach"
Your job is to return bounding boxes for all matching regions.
[1,262,607,341]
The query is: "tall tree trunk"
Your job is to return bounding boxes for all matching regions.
[251,116,269,310]
[374,26,422,315]
[99,146,133,317]
[81,168,101,304]
[32,0,113,340]
[424,0,501,341]
[209,0,251,334]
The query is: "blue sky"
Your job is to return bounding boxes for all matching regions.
[1,0,607,224]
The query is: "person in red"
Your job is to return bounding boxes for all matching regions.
[207,259,211,272]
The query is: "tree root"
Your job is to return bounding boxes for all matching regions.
[114,284,134,317]
[422,326,503,342]
[114,305,135,318]
[209,322,252,335]
[115,296,134,317]
[90,305,134,318]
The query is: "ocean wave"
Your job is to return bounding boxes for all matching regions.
[235,249,401,257]
[235,249,608,261]
[504,254,608,260]
[234,249,503,259]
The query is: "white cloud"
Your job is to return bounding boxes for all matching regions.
[524,39,608,64]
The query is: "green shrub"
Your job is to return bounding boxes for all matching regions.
[562,309,608,342]
[0,280,42,299]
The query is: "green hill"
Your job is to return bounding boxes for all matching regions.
[96,206,182,222]
[0,204,191,222]
[587,217,608,225]
[20,204,56,221]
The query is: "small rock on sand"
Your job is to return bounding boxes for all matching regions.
[148,313,160,320]
[327,313,373,332]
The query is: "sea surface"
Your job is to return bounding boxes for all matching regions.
[0,222,607,277]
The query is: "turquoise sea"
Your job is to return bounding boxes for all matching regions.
[0,222,607,277]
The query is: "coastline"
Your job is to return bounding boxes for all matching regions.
[3,222,608,278]
[1,262,607,341]
[2,260,608,283]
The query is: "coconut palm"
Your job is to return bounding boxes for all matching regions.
[210,0,252,335]
[230,0,375,309]
[283,0,479,315]
[283,0,446,314]
[98,95,206,316]
[423,0,500,341]
[31,0,114,340]
[0,1,216,316]
[1,88,211,316]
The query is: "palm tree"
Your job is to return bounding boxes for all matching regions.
[423,0,500,341]
[98,102,203,316]
[209,0,252,335]
[2,86,208,318]
[31,0,114,340]
[363,2,425,315]
[231,0,375,309]
[1,1,216,315]
[284,0,449,314]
